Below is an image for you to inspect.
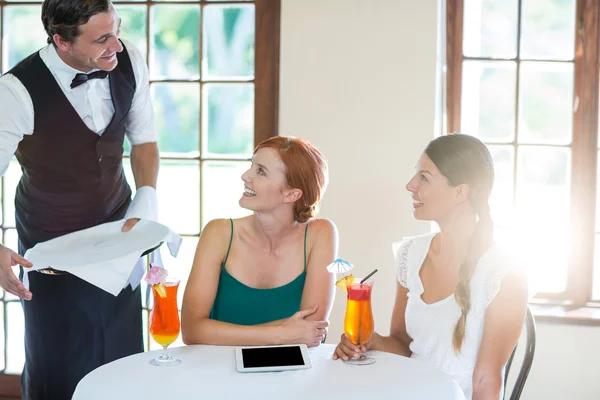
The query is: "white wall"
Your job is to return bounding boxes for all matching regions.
[507,323,600,400]
[280,0,438,342]
[279,1,600,399]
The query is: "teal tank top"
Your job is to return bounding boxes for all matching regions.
[209,219,308,325]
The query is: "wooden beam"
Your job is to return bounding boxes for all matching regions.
[568,0,600,305]
[446,0,464,134]
[254,0,281,146]
[0,374,21,399]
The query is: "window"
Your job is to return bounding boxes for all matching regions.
[446,0,599,305]
[0,0,280,390]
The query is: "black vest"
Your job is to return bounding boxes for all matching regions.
[8,44,135,250]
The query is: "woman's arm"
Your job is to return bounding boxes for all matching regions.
[472,271,528,400]
[181,219,328,347]
[298,219,338,322]
[369,281,412,356]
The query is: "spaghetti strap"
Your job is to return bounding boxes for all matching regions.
[222,218,234,267]
[303,222,309,272]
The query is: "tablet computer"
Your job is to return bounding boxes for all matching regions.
[234,344,312,373]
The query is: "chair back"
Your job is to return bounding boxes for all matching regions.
[503,306,536,400]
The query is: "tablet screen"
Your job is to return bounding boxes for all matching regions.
[241,346,305,368]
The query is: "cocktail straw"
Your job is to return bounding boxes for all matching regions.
[360,269,378,283]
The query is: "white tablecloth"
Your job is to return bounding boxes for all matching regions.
[73,344,466,400]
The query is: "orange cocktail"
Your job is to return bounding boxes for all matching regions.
[149,278,181,366]
[343,281,375,365]
[150,281,180,346]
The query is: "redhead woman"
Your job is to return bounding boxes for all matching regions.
[182,136,337,347]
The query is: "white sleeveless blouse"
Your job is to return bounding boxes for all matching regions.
[393,233,513,400]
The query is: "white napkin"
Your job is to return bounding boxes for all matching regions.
[23,219,182,296]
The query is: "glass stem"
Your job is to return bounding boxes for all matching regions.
[161,346,168,360]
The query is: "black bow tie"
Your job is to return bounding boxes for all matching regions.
[70,70,109,89]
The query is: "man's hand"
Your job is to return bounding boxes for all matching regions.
[0,244,33,300]
[122,218,141,232]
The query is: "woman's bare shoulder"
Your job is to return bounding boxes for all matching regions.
[307,218,338,237]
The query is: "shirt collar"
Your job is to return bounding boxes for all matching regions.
[40,44,101,92]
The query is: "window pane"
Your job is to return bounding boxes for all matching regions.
[520,0,576,60]
[518,62,573,145]
[157,161,200,235]
[202,161,251,227]
[152,83,200,156]
[461,61,516,142]
[494,226,518,252]
[463,0,518,58]
[515,147,570,293]
[495,225,538,291]
[139,260,149,311]
[116,5,147,61]
[0,178,3,226]
[4,229,19,302]
[162,237,198,310]
[594,235,600,300]
[3,159,21,229]
[488,145,514,227]
[3,5,46,70]
[516,147,570,224]
[142,309,149,351]
[0,305,4,371]
[150,5,200,79]
[203,83,254,156]
[6,302,24,374]
[123,138,131,157]
[597,150,600,231]
[203,5,255,78]
[122,159,136,198]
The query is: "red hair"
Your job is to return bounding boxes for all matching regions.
[254,136,329,223]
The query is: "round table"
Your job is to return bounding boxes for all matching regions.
[73,344,467,400]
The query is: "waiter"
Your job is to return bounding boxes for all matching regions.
[0,0,159,398]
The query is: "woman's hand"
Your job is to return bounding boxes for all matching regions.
[279,305,329,347]
[332,332,373,361]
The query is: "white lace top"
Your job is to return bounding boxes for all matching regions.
[393,233,512,400]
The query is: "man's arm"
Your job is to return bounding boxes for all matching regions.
[0,74,34,299]
[121,39,160,231]
[122,142,159,232]
[130,142,159,189]
[122,38,159,191]
[0,74,33,177]
[122,39,157,151]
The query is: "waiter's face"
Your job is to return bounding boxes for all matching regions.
[58,4,123,72]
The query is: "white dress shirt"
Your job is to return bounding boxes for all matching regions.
[0,38,156,176]
[0,39,159,289]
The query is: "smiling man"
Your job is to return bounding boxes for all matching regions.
[0,1,159,399]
